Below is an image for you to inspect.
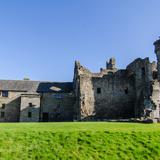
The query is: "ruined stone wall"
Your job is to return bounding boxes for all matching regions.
[40,93,76,121]
[150,80,160,118]
[73,61,95,120]
[79,75,95,119]
[92,70,135,119]
[20,94,40,122]
[0,91,25,122]
[74,60,136,120]
[126,58,154,117]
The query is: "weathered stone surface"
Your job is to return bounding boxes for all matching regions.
[0,91,25,122]
[20,94,40,122]
[40,93,75,121]
[72,39,160,121]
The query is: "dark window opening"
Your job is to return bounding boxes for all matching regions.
[1,112,5,118]
[97,88,101,94]
[28,112,32,118]
[124,88,129,95]
[42,112,49,122]
[142,67,145,76]
[2,104,5,109]
[29,103,33,107]
[153,71,157,79]
[2,91,8,97]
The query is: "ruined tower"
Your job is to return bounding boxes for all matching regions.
[106,57,116,70]
[154,38,160,80]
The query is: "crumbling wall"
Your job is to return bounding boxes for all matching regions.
[92,70,135,119]
[73,61,95,120]
[73,56,160,120]
[126,58,154,118]
[79,75,95,119]
[74,59,136,120]
[150,80,160,118]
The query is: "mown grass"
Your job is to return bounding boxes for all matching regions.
[0,122,160,159]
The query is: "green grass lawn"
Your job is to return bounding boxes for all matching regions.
[0,122,160,160]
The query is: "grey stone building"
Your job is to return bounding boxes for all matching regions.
[0,39,160,122]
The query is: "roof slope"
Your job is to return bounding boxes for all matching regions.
[0,80,73,93]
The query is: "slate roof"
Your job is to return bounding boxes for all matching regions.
[0,80,73,93]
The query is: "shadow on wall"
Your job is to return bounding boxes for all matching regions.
[0,97,21,122]
[2,100,74,122]
[20,104,40,122]
[39,91,76,122]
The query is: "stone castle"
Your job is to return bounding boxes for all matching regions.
[0,39,160,122]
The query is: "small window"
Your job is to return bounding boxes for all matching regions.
[2,104,5,109]
[28,112,32,118]
[124,88,129,95]
[1,112,5,118]
[153,71,157,79]
[29,103,33,107]
[2,91,8,97]
[97,88,101,94]
[142,67,145,76]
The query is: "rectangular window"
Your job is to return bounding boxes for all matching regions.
[1,112,5,118]
[142,67,145,76]
[2,91,8,97]
[153,71,157,79]
[97,88,101,94]
[42,112,49,122]
[28,112,32,118]
[29,103,33,107]
[124,88,129,95]
[2,104,5,109]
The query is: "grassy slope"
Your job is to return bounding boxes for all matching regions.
[0,122,160,160]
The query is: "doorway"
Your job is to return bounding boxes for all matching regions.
[42,112,49,122]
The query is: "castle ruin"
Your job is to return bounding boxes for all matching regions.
[0,39,160,122]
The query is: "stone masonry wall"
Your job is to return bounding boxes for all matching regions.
[20,94,40,122]
[79,75,95,119]
[126,58,154,117]
[0,91,25,122]
[40,93,76,121]
[75,60,136,120]
[92,70,135,119]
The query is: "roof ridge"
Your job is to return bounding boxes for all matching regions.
[0,79,72,83]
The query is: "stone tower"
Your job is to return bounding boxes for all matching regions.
[154,38,160,80]
[106,57,116,70]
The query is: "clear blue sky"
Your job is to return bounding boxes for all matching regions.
[0,0,160,82]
